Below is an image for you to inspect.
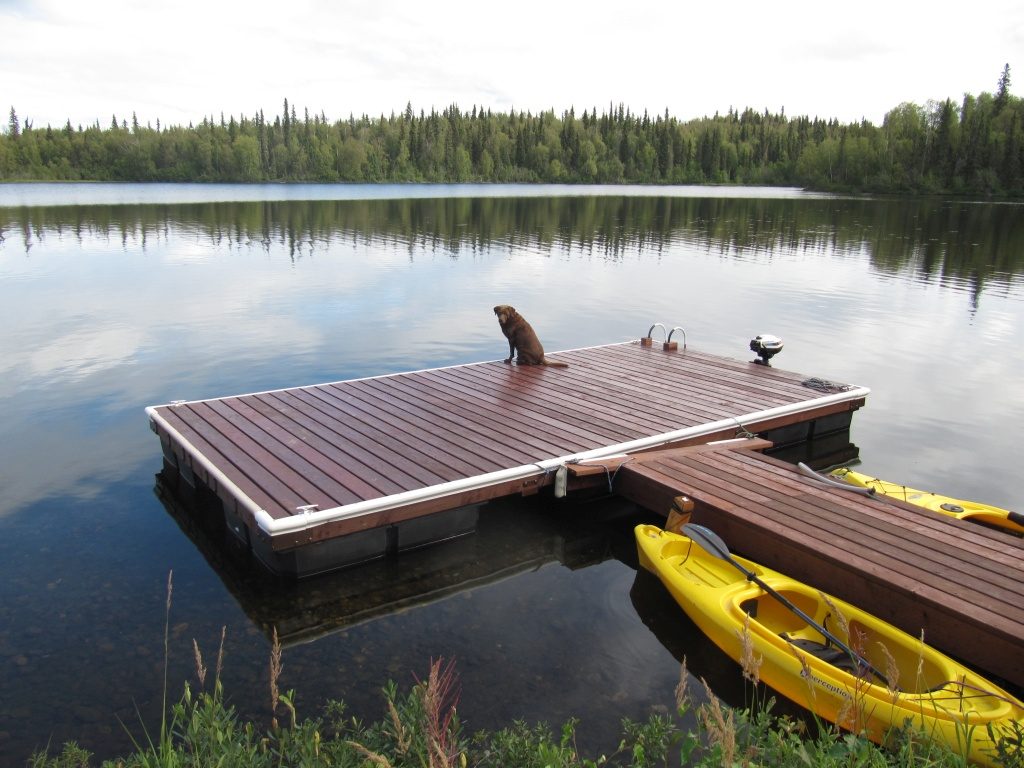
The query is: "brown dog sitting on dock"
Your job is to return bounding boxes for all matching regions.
[493,305,568,367]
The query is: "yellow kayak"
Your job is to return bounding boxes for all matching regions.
[635,523,1024,766]
[829,467,1024,535]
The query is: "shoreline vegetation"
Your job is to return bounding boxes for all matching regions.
[3,67,1021,196]
[31,659,1016,768]
[29,648,1024,768]
[28,574,1024,768]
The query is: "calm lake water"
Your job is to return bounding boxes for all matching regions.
[1,183,1022,765]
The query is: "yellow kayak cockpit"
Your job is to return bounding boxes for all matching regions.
[738,590,954,697]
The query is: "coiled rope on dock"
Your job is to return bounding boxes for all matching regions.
[801,377,857,394]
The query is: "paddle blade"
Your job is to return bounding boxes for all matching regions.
[682,523,732,560]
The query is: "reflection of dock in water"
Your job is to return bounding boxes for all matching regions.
[155,469,626,647]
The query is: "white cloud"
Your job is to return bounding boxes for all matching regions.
[26,325,144,384]
[2,1,1022,132]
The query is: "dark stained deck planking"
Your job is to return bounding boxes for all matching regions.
[148,341,867,554]
[605,440,1024,689]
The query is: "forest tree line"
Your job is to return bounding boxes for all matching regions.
[1,67,1020,195]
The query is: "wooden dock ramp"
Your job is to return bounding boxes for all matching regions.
[148,340,868,575]
[592,439,1024,689]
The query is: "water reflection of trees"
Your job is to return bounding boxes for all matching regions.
[3,196,1022,286]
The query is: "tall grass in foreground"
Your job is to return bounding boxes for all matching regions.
[29,573,1023,768]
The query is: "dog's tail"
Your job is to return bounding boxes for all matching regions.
[542,357,569,368]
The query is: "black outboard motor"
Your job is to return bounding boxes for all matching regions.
[750,334,783,366]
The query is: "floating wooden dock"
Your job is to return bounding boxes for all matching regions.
[148,340,868,575]
[577,439,1024,689]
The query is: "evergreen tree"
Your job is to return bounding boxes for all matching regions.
[996,63,1011,112]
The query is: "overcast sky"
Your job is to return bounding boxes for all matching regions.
[3,0,1021,131]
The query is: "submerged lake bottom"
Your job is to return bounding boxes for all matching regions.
[1,184,1022,764]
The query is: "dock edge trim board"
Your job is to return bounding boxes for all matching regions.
[146,384,869,538]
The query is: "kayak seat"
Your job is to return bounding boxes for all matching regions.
[783,636,891,687]
[785,637,862,675]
